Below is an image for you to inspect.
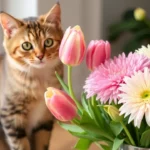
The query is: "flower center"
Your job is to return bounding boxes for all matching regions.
[46,89,53,98]
[141,90,150,102]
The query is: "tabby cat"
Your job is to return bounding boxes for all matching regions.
[0,3,63,150]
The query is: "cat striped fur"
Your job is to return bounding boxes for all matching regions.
[0,3,63,150]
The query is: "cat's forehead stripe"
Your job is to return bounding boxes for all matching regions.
[26,21,40,29]
[26,21,45,39]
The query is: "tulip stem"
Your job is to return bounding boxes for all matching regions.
[120,121,136,146]
[68,66,83,114]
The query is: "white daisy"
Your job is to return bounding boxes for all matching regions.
[119,68,150,128]
[136,44,150,58]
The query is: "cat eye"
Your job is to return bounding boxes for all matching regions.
[44,38,53,47]
[22,42,33,51]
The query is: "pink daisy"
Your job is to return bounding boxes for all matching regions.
[84,52,150,104]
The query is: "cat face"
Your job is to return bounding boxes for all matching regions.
[0,3,63,70]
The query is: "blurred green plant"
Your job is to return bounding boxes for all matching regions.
[108,8,150,54]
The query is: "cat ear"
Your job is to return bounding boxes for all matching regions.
[0,12,23,38]
[44,3,61,26]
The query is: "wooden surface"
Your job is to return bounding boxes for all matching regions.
[50,123,100,150]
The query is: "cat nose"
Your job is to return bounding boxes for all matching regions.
[36,54,44,60]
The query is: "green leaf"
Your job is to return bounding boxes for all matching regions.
[101,144,112,150]
[80,111,94,125]
[55,71,69,94]
[74,138,92,150]
[87,98,107,128]
[112,138,124,150]
[108,19,147,41]
[59,122,85,134]
[88,99,114,136]
[139,120,147,135]
[79,123,114,142]
[110,121,123,136]
[133,28,150,41]
[98,104,111,124]
[59,122,112,142]
[91,98,105,127]
[123,39,141,54]
[81,93,90,115]
[122,28,150,54]
[70,131,100,141]
[70,131,113,145]
[122,9,134,20]
[87,98,99,126]
[140,129,150,147]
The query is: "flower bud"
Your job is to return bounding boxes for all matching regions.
[86,40,111,71]
[44,87,77,122]
[59,25,86,66]
[104,105,123,122]
[134,8,146,21]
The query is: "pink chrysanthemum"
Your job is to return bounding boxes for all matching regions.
[84,52,150,104]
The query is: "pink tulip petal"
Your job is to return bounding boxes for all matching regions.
[105,41,111,59]
[59,25,85,66]
[92,42,106,69]
[59,26,71,57]
[45,87,77,122]
[86,41,99,70]
[86,41,95,70]
[61,31,78,65]
[49,95,77,121]
[78,30,86,63]
[86,40,111,71]
[74,33,83,65]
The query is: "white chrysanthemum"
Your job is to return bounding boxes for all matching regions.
[119,68,150,128]
[136,44,150,58]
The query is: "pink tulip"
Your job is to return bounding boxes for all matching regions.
[59,25,86,66]
[44,87,77,122]
[86,40,111,71]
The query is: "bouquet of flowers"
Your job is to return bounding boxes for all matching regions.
[44,25,150,150]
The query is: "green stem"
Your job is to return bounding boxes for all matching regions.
[134,126,139,146]
[120,121,136,146]
[92,96,95,105]
[68,65,83,114]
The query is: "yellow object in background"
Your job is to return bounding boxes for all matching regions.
[134,7,146,21]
